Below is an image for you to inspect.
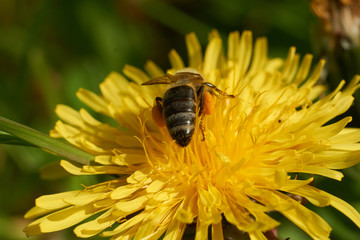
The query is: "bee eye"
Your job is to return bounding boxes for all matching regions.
[203,91,214,115]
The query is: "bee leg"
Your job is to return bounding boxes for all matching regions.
[196,86,207,141]
[152,97,166,127]
[199,118,206,141]
[203,82,235,98]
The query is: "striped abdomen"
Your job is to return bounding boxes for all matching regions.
[163,85,197,147]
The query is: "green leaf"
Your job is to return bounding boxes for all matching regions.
[0,116,92,165]
[0,133,36,146]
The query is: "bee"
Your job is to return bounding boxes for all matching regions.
[142,71,234,147]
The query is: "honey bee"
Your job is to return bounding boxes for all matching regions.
[142,71,234,147]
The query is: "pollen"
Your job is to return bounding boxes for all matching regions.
[151,103,166,127]
[203,91,214,115]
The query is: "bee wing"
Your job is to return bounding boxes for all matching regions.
[141,73,174,85]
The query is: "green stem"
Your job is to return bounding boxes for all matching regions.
[0,116,92,165]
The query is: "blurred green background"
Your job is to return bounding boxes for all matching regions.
[1,0,360,239]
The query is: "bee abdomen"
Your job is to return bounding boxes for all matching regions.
[163,85,195,104]
[163,98,196,117]
[163,86,197,121]
[165,111,196,128]
[168,124,195,147]
[163,86,197,146]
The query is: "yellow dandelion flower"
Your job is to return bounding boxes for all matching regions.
[24,30,360,240]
